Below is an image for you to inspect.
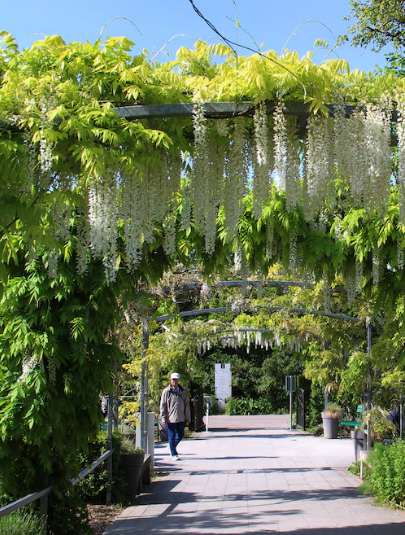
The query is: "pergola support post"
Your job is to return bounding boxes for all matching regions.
[140,318,150,452]
[365,321,372,450]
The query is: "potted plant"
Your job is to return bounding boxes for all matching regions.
[119,437,144,503]
[321,403,344,439]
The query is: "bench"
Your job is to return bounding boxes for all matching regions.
[339,404,364,438]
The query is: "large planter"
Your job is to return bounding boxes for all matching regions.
[121,453,144,502]
[321,412,340,439]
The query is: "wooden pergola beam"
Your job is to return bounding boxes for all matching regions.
[115,101,399,121]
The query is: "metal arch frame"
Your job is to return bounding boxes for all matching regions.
[139,287,372,450]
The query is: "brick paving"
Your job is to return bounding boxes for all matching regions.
[105,421,405,534]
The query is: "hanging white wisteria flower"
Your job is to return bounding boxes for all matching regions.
[273,100,287,190]
[252,105,274,218]
[47,251,58,280]
[323,275,331,312]
[396,94,405,225]
[180,173,192,232]
[118,174,143,270]
[304,115,334,221]
[289,231,298,272]
[88,171,119,283]
[204,133,225,253]
[372,245,381,285]
[355,259,363,293]
[216,119,229,137]
[333,102,351,181]
[342,108,368,206]
[200,282,213,305]
[344,267,356,308]
[284,117,302,212]
[363,98,392,217]
[224,117,249,240]
[266,220,275,260]
[234,248,242,272]
[398,242,404,271]
[75,207,91,275]
[191,100,209,232]
[51,201,71,244]
[163,210,177,258]
[18,353,44,383]
[254,103,268,167]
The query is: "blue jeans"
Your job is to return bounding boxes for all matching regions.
[167,422,185,456]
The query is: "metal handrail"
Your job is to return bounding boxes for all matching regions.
[0,449,113,522]
[0,486,53,519]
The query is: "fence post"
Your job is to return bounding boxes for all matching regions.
[106,392,113,506]
[40,493,47,535]
[365,321,372,451]
[147,412,155,470]
[141,319,149,452]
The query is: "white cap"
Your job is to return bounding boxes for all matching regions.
[171,372,180,380]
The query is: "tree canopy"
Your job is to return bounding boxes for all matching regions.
[345,0,405,52]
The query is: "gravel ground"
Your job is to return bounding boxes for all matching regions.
[88,505,124,535]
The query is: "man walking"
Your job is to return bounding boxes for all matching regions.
[160,372,191,461]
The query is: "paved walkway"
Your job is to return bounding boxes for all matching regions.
[106,428,405,534]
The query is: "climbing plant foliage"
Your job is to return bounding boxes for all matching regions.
[1,29,405,508]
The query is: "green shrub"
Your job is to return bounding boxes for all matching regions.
[307,382,325,428]
[47,490,90,535]
[347,462,361,476]
[225,397,276,415]
[363,439,405,508]
[0,509,45,535]
[75,431,125,505]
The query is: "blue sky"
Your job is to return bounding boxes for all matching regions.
[1,0,392,72]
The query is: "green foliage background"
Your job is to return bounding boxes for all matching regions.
[1,25,405,523]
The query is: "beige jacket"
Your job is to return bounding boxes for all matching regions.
[160,384,191,424]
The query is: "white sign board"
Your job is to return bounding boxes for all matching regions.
[215,363,232,407]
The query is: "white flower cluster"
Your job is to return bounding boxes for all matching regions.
[224,117,249,240]
[66,99,404,277]
[266,221,275,260]
[355,260,363,294]
[284,118,301,212]
[75,207,91,275]
[200,282,213,304]
[253,103,272,218]
[399,243,405,271]
[305,116,334,221]
[191,101,209,232]
[88,172,118,283]
[18,353,43,383]
[289,231,298,272]
[344,267,356,308]
[274,101,287,189]
[396,95,405,224]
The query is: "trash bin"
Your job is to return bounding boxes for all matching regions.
[189,393,205,431]
[351,430,364,462]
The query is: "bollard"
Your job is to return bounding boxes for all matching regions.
[147,412,155,470]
